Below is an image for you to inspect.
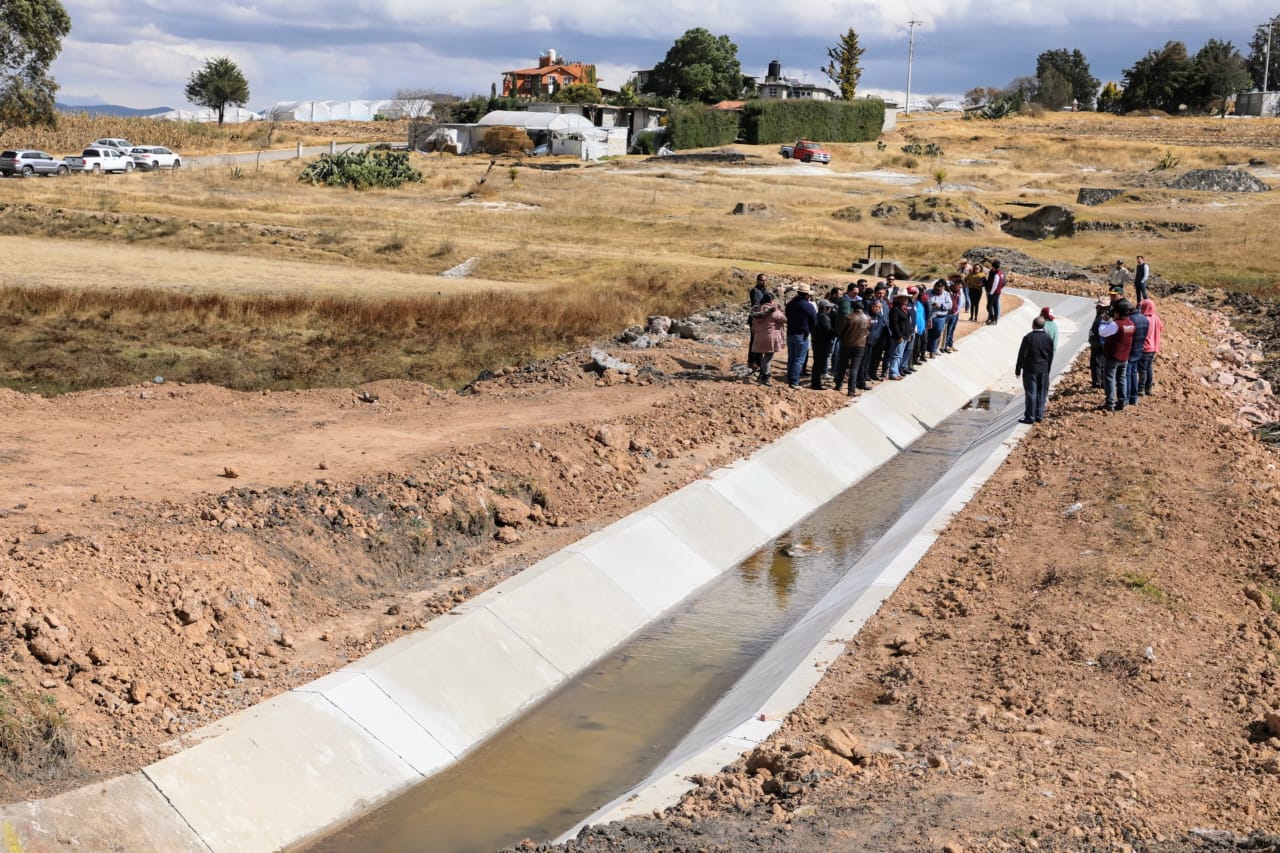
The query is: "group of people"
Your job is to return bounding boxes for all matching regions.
[746,258,1011,395]
[747,254,1168,425]
[1089,291,1164,412]
[1013,269,1165,424]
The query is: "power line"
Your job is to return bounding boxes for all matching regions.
[905,19,922,113]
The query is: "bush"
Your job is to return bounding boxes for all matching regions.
[666,104,740,150]
[740,98,885,144]
[298,150,423,189]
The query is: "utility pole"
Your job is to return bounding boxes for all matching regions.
[1265,20,1273,93]
[905,19,922,114]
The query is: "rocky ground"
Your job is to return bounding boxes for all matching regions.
[5,257,1280,853]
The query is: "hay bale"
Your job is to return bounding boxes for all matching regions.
[482,126,530,155]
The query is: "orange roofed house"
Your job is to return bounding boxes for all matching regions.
[502,49,597,98]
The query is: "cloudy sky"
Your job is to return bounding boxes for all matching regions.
[52,0,1276,109]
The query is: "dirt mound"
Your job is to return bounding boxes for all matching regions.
[870,196,993,230]
[963,246,1096,284]
[999,204,1075,240]
[1124,108,1172,117]
[1168,168,1272,193]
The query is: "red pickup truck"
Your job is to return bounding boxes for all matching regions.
[779,140,831,164]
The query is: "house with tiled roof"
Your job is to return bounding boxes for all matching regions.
[502,49,598,99]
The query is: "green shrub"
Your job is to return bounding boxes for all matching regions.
[666,104,740,150]
[740,98,885,144]
[299,150,423,189]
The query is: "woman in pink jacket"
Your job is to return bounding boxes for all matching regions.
[750,294,787,385]
[1138,298,1164,396]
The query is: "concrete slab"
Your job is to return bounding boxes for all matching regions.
[348,608,564,758]
[707,461,814,535]
[825,406,900,465]
[897,370,968,426]
[568,514,721,616]
[294,670,457,774]
[926,356,987,399]
[145,692,419,853]
[483,551,651,674]
[849,393,926,448]
[753,432,854,506]
[0,773,207,853]
[863,380,936,432]
[646,481,772,569]
[786,419,880,486]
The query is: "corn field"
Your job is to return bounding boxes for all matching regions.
[0,115,411,157]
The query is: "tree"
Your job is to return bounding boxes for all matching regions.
[1035,67,1073,110]
[185,56,250,126]
[1192,39,1252,115]
[553,82,602,104]
[1245,15,1280,91]
[1096,81,1123,113]
[0,0,72,135]
[1035,49,1099,109]
[1120,41,1192,113]
[822,28,865,100]
[964,86,1001,106]
[644,28,744,103]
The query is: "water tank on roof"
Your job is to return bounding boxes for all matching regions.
[768,60,782,80]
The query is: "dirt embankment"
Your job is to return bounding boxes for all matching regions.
[0,301,855,801]
[528,296,1280,852]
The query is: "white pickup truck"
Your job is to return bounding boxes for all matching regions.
[65,147,135,173]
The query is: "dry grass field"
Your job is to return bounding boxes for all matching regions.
[0,110,1277,393]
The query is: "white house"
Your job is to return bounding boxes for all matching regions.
[754,60,838,101]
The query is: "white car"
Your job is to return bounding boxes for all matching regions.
[129,146,181,170]
[65,147,135,173]
[92,138,133,151]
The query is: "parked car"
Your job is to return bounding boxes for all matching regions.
[65,147,135,173]
[91,138,134,151]
[779,140,832,164]
[0,149,70,177]
[129,146,181,170]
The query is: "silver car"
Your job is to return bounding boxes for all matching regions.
[0,150,70,177]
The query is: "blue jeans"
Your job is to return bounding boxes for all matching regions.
[897,336,915,376]
[1139,352,1156,394]
[888,339,908,378]
[786,334,810,386]
[1126,358,1142,405]
[944,314,959,349]
[987,293,1001,324]
[1022,372,1048,421]
[1103,356,1127,409]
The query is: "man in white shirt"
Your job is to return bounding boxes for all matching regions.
[1107,259,1130,295]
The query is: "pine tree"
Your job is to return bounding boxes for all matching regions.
[822,29,865,100]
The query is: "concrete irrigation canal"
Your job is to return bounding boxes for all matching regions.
[0,290,1096,853]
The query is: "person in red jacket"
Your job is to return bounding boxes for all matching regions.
[985,260,1007,325]
[1097,299,1137,411]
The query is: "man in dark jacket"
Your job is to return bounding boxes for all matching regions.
[784,284,817,388]
[887,294,914,380]
[861,299,888,388]
[810,300,837,390]
[1088,296,1109,388]
[748,274,771,368]
[1015,316,1056,424]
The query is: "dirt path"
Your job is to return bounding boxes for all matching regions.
[0,236,545,297]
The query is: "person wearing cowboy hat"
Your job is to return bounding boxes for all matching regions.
[1108,258,1131,295]
[784,282,817,388]
[1088,295,1110,388]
